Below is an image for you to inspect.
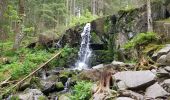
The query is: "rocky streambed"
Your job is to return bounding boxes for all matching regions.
[5,44,170,100]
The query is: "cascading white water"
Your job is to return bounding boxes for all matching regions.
[75,23,92,70]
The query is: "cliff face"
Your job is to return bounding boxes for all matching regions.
[59,1,169,65]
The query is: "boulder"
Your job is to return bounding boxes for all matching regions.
[157,68,170,77]
[112,61,135,70]
[145,83,169,99]
[166,52,170,65]
[152,44,170,61]
[157,55,167,65]
[120,90,144,100]
[164,66,170,72]
[161,79,170,93]
[112,61,126,67]
[78,69,101,81]
[41,81,56,94]
[113,71,156,89]
[17,89,46,100]
[55,82,64,91]
[79,64,116,81]
[92,64,104,69]
[116,97,135,100]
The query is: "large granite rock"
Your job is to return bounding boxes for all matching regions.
[157,51,170,66]
[145,83,169,99]
[113,71,156,89]
[152,44,170,61]
[157,55,167,65]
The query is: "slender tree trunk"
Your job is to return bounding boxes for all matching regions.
[92,0,96,15]
[73,0,76,16]
[13,0,25,50]
[69,0,72,20]
[66,0,69,27]
[147,0,153,32]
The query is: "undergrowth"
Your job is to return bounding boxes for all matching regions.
[123,32,157,50]
[0,42,76,81]
[70,81,93,100]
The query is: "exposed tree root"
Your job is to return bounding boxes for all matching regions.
[135,55,155,70]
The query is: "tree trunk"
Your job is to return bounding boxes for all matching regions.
[147,0,153,32]
[13,0,25,50]
[92,0,96,15]
[66,0,69,26]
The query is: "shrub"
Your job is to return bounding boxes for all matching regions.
[70,81,93,100]
[123,32,157,50]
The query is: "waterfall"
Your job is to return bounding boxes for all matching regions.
[75,23,92,70]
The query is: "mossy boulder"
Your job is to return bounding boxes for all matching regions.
[55,82,64,91]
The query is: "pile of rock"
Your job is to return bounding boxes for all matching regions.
[90,60,170,100]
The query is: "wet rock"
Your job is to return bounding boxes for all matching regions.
[113,71,156,89]
[17,89,46,100]
[41,81,56,94]
[116,97,135,100]
[59,70,76,83]
[161,79,170,93]
[152,44,170,61]
[120,90,144,100]
[145,83,169,99]
[59,75,68,84]
[92,64,104,69]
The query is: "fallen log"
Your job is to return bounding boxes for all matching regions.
[1,50,62,98]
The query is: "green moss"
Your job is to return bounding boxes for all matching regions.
[38,96,47,100]
[123,32,157,50]
[143,43,165,54]
[56,82,64,90]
